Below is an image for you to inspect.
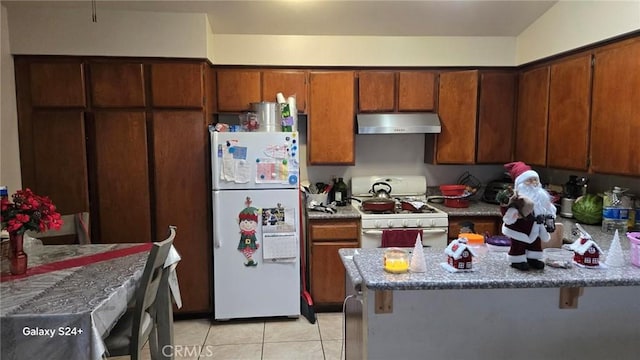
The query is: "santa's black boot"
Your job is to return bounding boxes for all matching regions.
[510,262,529,271]
[527,258,545,270]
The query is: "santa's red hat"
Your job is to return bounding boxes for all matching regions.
[504,161,539,187]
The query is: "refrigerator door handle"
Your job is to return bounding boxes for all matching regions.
[214,232,221,248]
[213,191,221,248]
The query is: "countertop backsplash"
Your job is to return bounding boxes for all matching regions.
[297,116,638,195]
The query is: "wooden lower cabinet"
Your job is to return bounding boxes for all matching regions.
[308,219,360,307]
[447,216,501,242]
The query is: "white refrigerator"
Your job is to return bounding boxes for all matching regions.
[211,130,301,320]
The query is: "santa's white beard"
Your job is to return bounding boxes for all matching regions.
[516,182,556,216]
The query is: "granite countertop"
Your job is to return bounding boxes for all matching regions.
[428,200,503,217]
[306,204,361,220]
[339,248,362,287]
[339,218,639,291]
[349,246,640,291]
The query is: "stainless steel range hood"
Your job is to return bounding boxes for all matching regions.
[357,113,441,134]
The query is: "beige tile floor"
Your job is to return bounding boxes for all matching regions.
[109,312,345,360]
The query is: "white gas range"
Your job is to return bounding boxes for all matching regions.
[350,175,449,248]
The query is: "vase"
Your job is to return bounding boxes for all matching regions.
[9,232,27,275]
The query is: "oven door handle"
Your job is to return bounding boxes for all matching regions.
[362,228,447,235]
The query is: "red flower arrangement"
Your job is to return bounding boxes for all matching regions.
[1,188,63,235]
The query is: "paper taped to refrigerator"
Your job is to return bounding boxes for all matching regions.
[218,140,296,184]
[262,232,297,262]
[219,144,251,183]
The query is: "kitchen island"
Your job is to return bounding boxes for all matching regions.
[340,224,640,360]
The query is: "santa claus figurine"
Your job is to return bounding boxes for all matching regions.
[501,161,557,271]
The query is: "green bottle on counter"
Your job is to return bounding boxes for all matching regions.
[334,178,348,206]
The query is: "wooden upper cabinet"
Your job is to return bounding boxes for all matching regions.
[398,71,436,111]
[90,62,145,108]
[308,71,355,165]
[357,71,436,112]
[436,70,478,164]
[547,55,592,171]
[151,63,204,108]
[216,70,261,112]
[515,66,550,166]
[476,71,517,164]
[31,111,89,214]
[262,70,308,112]
[30,62,86,107]
[591,39,640,176]
[358,71,395,112]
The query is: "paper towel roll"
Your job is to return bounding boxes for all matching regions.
[287,96,298,131]
[276,92,286,103]
[287,96,297,112]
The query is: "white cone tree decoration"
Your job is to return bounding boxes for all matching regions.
[410,234,427,272]
[605,229,625,267]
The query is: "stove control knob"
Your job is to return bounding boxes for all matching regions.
[416,219,423,227]
[374,220,381,228]
[402,220,409,227]
[387,220,394,228]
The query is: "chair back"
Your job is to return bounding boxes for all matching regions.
[130,225,176,352]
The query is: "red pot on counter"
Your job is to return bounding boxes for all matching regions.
[439,185,469,208]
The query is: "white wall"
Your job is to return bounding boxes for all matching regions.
[517,0,640,64]
[0,5,21,192]
[210,35,516,66]
[8,6,210,58]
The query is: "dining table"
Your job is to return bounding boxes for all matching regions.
[0,239,181,360]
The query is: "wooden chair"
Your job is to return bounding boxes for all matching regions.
[104,225,177,360]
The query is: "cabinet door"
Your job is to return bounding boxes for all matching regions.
[152,111,211,313]
[151,63,204,108]
[308,72,356,165]
[358,71,395,112]
[547,55,592,170]
[262,70,307,112]
[90,62,145,108]
[216,70,261,112]
[30,62,86,107]
[477,71,517,164]
[398,71,436,111]
[436,70,478,164]
[91,111,151,244]
[448,216,500,241]
[591,39,640,176]
[515,66,549,166]
[31,111,89,214]
[310,241,359,305]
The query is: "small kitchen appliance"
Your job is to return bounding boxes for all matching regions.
[482,174,513,204]
[351,176,449,248]
[210,130,300,320]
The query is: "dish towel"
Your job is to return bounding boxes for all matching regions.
[381,229,423,248]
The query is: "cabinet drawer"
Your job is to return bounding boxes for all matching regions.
[309,221,359,241]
